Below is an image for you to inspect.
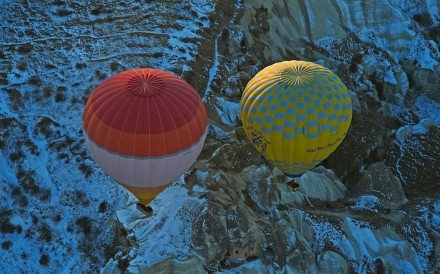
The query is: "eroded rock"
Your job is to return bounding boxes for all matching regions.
[298,166,347,202]
[353,162,407,209]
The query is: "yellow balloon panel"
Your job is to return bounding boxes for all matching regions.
[120,183,170,205]
[241,60,352,175]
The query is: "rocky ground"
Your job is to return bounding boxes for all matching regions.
[1,0,439,273]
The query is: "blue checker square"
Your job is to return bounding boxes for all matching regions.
[304,95,312,102]
[286,108,296,115]
[318,111,326,119]
[280,100,288,107]
[308,132,319,138]
[326,93,333,100]
[333,104,340,111]
[275,112,285,119]
[306,108,315,114]
[255,117,263,124]
[324,102,331,109]
[307,120,318,127]
[285,120,295,127]
[297,102,306,109]
[283,132,295,139]
[314,100,321,107]
[259,105,267,112]
[264,116,274,123]
[276,91,285,98]
[296,127,305,134]
[330,125,339,133]
[269,103,278,111]
[262,126,272,134]
[273,124,284,131]
[319,124,329,131]
[328,113,337,121]
[296,114,306,122]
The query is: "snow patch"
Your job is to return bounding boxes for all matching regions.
[351,195,380,212]
[115,178,207,270]
[415,95,440,126]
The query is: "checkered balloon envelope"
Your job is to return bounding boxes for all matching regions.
[240,60,352,176]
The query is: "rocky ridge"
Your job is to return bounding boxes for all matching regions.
[109,0,440,272]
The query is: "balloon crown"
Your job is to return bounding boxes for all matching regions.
[127,73,164,96]
[279,63,319,86]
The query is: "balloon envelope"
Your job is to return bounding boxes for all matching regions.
[83,68,208,204]
[241,60,352,176]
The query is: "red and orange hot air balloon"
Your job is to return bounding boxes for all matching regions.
[82,68,208,212]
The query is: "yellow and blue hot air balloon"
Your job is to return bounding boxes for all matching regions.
[240,60,352,176]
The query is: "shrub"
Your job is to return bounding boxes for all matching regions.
[75,63,86,69]
[9,151,24,162]
[95,70,107,80]
[53,214,62,223]
[18,195,29,207]
[70,96,80,105]
[17,43,33,54]
[56,8,70,16]
[0,76,7,85]
[20,171,41,196]
[6,88,22,111]
[0,210,22,234]
[75,217,92,235]
[35,117,54,138]
[110,62,119,71]
[40,189,51,202]
[54,92,65,102]
[118,257,130,272]
[91,8,100,16]
[73,190,90,207]
[43,86,52,97]
[28,75,42,86]
[17,61,27,71]
[39,223,53,242]
[79,163,93,178]
[413,12,432,27]
[1,240,12,250]
[39,254,50,266]
[44,63,56,69]
[24,29,36,37]
[11,185,29,207]
[98,201,107,213]
[52,0,65,5]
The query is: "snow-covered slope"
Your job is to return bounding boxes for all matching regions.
[1,0,439,273]
[0,0,218,272]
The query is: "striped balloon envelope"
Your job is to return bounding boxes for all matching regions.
[82,68,208,206]
[241,60,352,176]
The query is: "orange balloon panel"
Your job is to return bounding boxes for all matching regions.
[82,68,208,204]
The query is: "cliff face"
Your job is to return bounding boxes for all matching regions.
[1,0,439,273]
